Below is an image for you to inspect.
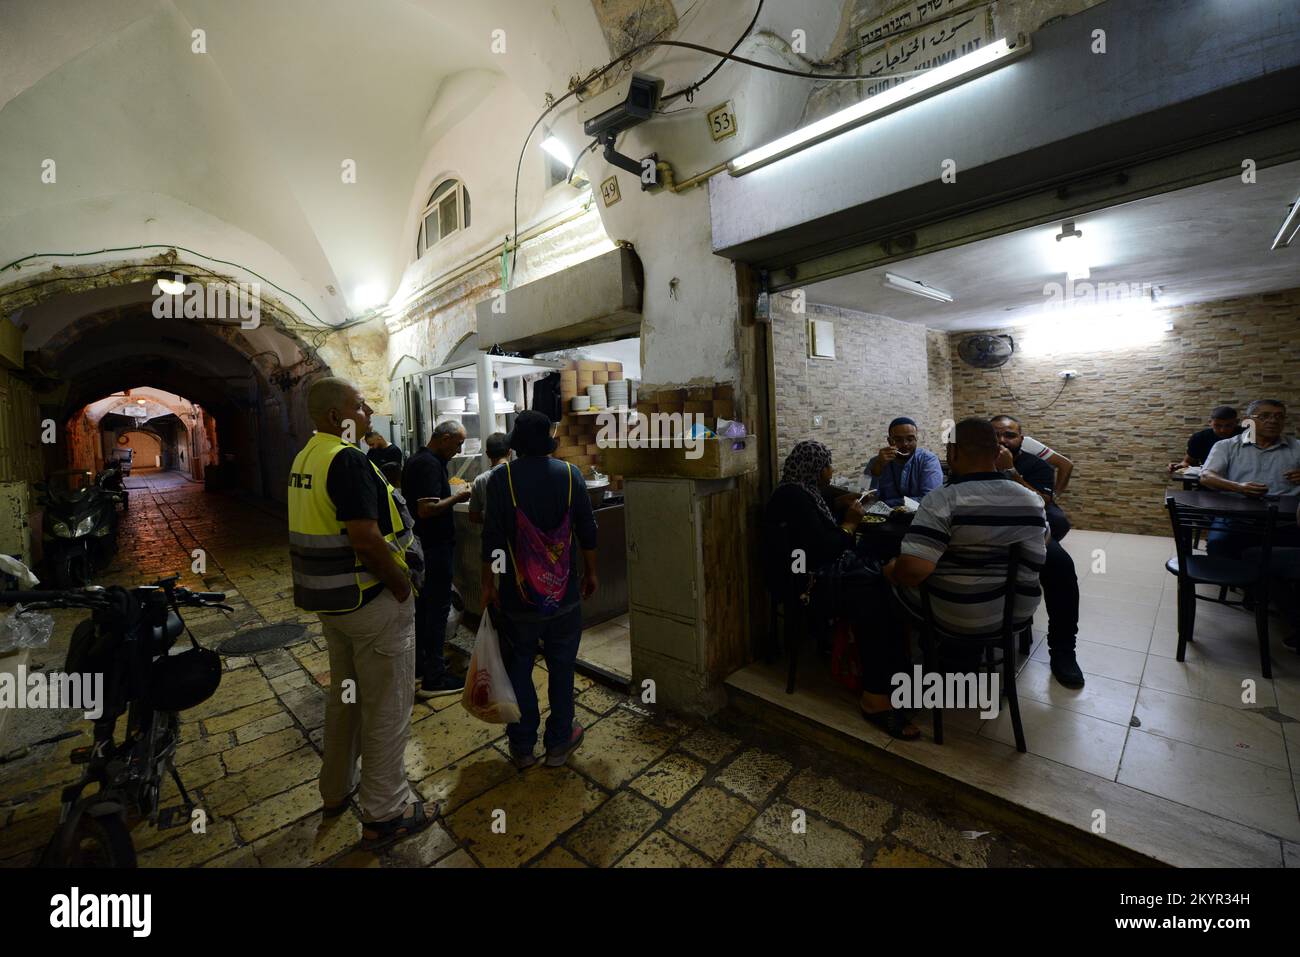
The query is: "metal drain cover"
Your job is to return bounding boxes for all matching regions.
[217,623,309,656]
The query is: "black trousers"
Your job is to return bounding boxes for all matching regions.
[1039,538,1079,654]
[414,540,454,683]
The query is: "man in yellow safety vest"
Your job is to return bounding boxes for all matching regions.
[287,376,435,847]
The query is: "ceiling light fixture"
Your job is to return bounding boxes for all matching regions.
[1055,221,1090,280]
[728,37,1030,176]
[155,273,186,295]
[882,272,954,303]
[351,283,387,311]
[540,130,575,169]
[1271,197,1300,250]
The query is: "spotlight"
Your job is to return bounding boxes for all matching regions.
[1054,222,1090,281]
[156,273,186,295]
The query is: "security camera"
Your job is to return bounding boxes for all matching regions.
[579,73,663,139]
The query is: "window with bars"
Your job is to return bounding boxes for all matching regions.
[415,179,471,258]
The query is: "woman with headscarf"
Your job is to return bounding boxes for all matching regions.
[765,440,919,739]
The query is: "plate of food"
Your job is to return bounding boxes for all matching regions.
[859,514,888,525]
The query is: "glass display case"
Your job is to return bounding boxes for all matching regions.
[424,353,565,481]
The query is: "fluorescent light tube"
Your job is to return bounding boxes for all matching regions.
[883,272,953,303]
[729,37,1029,175]
[1271,197,1300,250]
[541,134,575,168]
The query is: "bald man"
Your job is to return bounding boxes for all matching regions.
[288,377,435,847]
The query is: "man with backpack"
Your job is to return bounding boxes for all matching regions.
[480,411,599,769]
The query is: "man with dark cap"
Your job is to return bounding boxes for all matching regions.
[481,411,599,770]
[865,416,944,506]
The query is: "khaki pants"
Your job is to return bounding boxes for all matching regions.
[318,588,416,823]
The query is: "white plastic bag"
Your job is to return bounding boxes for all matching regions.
[461,609,520,724]
[0,605,55,653]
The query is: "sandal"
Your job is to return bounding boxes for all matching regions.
[861,706,921,741]
[322,786,358,818]
[361,799,439,849]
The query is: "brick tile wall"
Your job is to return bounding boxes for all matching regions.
[771,294,952,482]
[949,288,1300,536]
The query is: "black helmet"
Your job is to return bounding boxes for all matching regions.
[148,646,221,711]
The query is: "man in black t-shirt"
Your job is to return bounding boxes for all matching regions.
[365,431,404,472]
[402,421,471,697]
[992,415,1084,689]
[291,377,434,846]
[1168,406,1242,474]
[326,447,423,602]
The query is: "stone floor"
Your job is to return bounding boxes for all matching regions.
[0,470,1060,868]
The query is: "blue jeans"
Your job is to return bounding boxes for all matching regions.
[1207,522,1300,559]
[415,540,454,683]
[497,605,583,756]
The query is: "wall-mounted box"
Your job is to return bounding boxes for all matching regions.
[475,246,643,353]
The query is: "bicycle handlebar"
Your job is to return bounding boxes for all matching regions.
[0,586,227,607]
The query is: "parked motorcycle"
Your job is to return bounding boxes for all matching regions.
[35,470,123,587]
[96,463,129,512]
[0,574,228,867]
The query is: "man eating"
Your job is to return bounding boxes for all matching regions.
[865,417,944,507]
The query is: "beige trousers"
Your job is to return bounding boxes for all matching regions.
[317,588,416,823]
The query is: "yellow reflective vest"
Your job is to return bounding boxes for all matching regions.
[287,431,414,613]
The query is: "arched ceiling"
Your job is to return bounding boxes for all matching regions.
[44,305,275,418]
[83,387,199,426]
[0,0,614,327]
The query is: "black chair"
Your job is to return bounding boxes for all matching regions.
[760,511,821,694]
[911,543,1032,753]
[1164,494,1277,678]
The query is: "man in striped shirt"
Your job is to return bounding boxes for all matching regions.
[884,419,1087,688]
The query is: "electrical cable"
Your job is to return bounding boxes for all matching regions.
[1,244,361,332]
[998,365,1070,414]
[510,13,985,280]
[661,0,763,104]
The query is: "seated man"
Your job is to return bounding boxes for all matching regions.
[1200,398,1300,557]
[884,417,1047,647]
[992,415,1071,542]
[1015,434,1074,493]
[1168,405,1242,474]
[865,417,944,506]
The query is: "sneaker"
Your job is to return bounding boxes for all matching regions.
[416,673,464,699]
[1049,651,1085,689]
[544,723,585,767]
[508,749,538,771]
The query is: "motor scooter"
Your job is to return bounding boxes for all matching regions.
[36,470,122,587]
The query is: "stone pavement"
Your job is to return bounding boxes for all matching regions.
[0,471,1059,868]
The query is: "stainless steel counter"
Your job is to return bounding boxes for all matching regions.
[451,500,628,625]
